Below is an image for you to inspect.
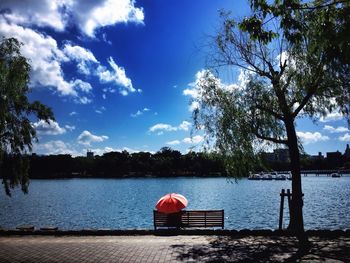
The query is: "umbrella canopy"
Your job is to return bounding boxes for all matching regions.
[156,193,188,214]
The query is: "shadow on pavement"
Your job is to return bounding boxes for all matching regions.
[171,235,350,262]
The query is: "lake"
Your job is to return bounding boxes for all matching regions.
[0,176,349,230]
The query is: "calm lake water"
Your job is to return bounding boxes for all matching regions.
[0,176,349,230]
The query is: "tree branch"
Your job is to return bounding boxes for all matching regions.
[254,132,288,145]
[292,66,324,118]
[255,104,285,121]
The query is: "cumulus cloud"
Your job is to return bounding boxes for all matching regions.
[0,18,96,104]
[320,111,344,122]
[166,135,204,146]
[339,133,350,142]
[91,146,141,155]
[296,131,329,145]
[74,0,145,37]
[149,121,192,134]
[0,20,71,94]
[63,43,98,75]
[0,0,144,37]
[323,125,348,133]
[63,45,139,97]
[0,0,67,31]
[183,69,244,112]
[0,1,142,102]
[77,130,109,146]
[183,135,204,144]
[149,124,177,133]
[166,140,181,145]
[33,140,81,156]
[32,120,66,135]
[97,57,140,96]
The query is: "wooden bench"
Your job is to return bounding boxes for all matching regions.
[153,210,224,230]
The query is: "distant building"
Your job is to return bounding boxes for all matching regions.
[344,144,350,159]
[310,152,324,160]
[87,150,94,158]
[262,148,290,163]
[326,151,342,167]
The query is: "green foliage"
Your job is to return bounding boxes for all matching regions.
[194,1,350,178]
[0,37,53,196]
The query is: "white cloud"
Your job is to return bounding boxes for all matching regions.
[95,106,106,114]
[183,69,243,112]
[77,130,108,146]
[0,0,144,37]
[189,101,200,112]
[339,133,350,142]
[149,121,192,134]
[130,108,150,118]
[91,146,141,155]
[296,131,329,145]
[75,96,92,104]
[33,140,81,156]
[166,140,181,145]
[167,135,204,146]
[0,20,72,95]
[320,111,344,122]
[71,79,93,93]
[178,121,191,131]
[76,0,144,37]
[0,1,142,103]
[0,18,96,104]
[97,57,139,96]
[63,43,98,75]
[149,123,177,133]
[69,111,78,116]
[0,0,67,31]
[32,120,66,135]
[131,110,143,118]
[65,125,76,131]
[63,43,98,63]
[183,135,204,144]
[323,125,348,133]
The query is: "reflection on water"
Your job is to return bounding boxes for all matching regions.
[0,176,349,230]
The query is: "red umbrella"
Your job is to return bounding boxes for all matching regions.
[156,193,188,214]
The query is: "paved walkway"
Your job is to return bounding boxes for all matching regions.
[0,235,349,262]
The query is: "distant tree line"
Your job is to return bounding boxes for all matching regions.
[28,147,226,179]
[263,155,350,172]
[2,147,349,180]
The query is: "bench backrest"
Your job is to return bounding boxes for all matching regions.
[153,210,224,229]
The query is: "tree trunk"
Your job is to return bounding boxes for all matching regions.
[284,116,308,245]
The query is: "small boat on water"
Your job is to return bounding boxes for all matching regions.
[248,171,292,180]
[248,172,262,180]
[331,173,341,178]
[275,174,287,180]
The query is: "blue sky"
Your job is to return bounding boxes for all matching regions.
[0,0,349,157]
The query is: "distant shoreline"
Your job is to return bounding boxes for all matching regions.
[21,171,350,179]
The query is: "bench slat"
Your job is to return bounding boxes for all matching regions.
[154,210,224,230]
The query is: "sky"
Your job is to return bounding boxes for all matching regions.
[0,0,349,157]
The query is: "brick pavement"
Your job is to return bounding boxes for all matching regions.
[0,235,349,262]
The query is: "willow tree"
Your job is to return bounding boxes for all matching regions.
[191,0,350,243]
[0,37,53,196]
